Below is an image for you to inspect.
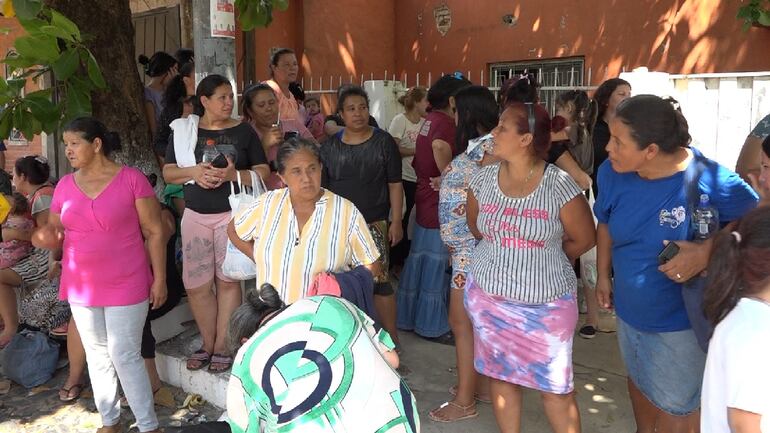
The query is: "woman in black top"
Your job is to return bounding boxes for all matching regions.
[320,85,403,346]
[163,74,269,372]
[591,78,631,196]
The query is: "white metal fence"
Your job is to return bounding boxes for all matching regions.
[252,68,770,171]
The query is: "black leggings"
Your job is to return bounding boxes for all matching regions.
[140,283,183,359]
[390,180,417,268]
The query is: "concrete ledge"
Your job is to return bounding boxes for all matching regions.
[155,351,228,408]
[152,300,228,408]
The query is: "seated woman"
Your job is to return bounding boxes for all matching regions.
[0,192,34,270]
[226,283,419,433]
[227,137,381,304]
[0,156,56,348]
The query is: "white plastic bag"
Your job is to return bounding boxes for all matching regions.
[222,171,266,280]
[580,189,598,290]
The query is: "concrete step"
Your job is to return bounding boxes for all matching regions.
[152,299,228,408]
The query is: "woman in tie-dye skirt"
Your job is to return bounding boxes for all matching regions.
[465,100,595,432]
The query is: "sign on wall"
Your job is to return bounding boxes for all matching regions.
[434,4,451,36]
[211,0,235,38]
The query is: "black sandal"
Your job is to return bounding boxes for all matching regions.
[59,383,86,402]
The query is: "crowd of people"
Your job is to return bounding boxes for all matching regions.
[0,45,769,433]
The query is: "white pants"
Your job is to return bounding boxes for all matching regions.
[71,300,158,431]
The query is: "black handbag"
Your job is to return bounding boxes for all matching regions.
[681,152,712,352]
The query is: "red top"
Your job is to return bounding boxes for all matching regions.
[412,111,456,228]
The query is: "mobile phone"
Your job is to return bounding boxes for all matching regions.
[657,242,680,265]
[284,131,299,140]
[211,153,228,168]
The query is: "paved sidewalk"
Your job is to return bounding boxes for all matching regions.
[1,315,634,432]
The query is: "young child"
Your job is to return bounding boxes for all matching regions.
[701,206,770,433]
[0,192,34,269]
[304,96,327,142]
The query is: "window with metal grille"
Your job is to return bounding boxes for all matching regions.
[489,57,585,113]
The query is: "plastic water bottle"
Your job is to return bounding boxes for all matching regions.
[202,140,219,164]
[692,194,719,241]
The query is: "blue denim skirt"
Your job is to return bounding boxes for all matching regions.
[617,317,706,416]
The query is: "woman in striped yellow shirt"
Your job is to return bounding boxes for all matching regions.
[227,138,381,303]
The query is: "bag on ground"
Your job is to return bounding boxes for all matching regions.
[2,328,60,388]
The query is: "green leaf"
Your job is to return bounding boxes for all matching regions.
[18,109,36,141]
[0,111,12,142]
[51,48,80,80]
[23,91,59,125]
[14,34,60,62]
[273,0,288,11]
[50,10,81,41]
[64,81,91,120]
[17,18,47,35]
[11,0,42,20]
[40,25,75,42]
[86,51,106,89]
[758,10,770,26]
[0,28,12,35]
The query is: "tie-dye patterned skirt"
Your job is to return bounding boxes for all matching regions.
[464,274,578,394]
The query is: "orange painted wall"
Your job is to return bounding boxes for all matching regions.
[235,0,304,88]
[300,0,396,84]
[0,17,43,173]
[394,0,770,85]
[237,0,770,91]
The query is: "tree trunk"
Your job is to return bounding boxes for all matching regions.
[45,0,160,183]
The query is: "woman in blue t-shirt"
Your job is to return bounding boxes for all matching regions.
[594,95,758,432]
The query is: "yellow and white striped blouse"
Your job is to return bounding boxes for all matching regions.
[234,188,380,303]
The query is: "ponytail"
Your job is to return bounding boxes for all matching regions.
[704,207,770,325]
[704,231,743,325]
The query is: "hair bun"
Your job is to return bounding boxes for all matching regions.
[258,283,283,309]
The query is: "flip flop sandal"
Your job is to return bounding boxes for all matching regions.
[208,353,233,373]
[428,400,479,423]
[186,349,212,371]
[59,383,86,402]
[449,384,492,404]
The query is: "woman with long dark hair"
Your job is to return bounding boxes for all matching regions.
[430,85,497,422]
[397,74,471,342]
[590,78,631,196]
[701,207,770,432]
[163,74,269,373]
